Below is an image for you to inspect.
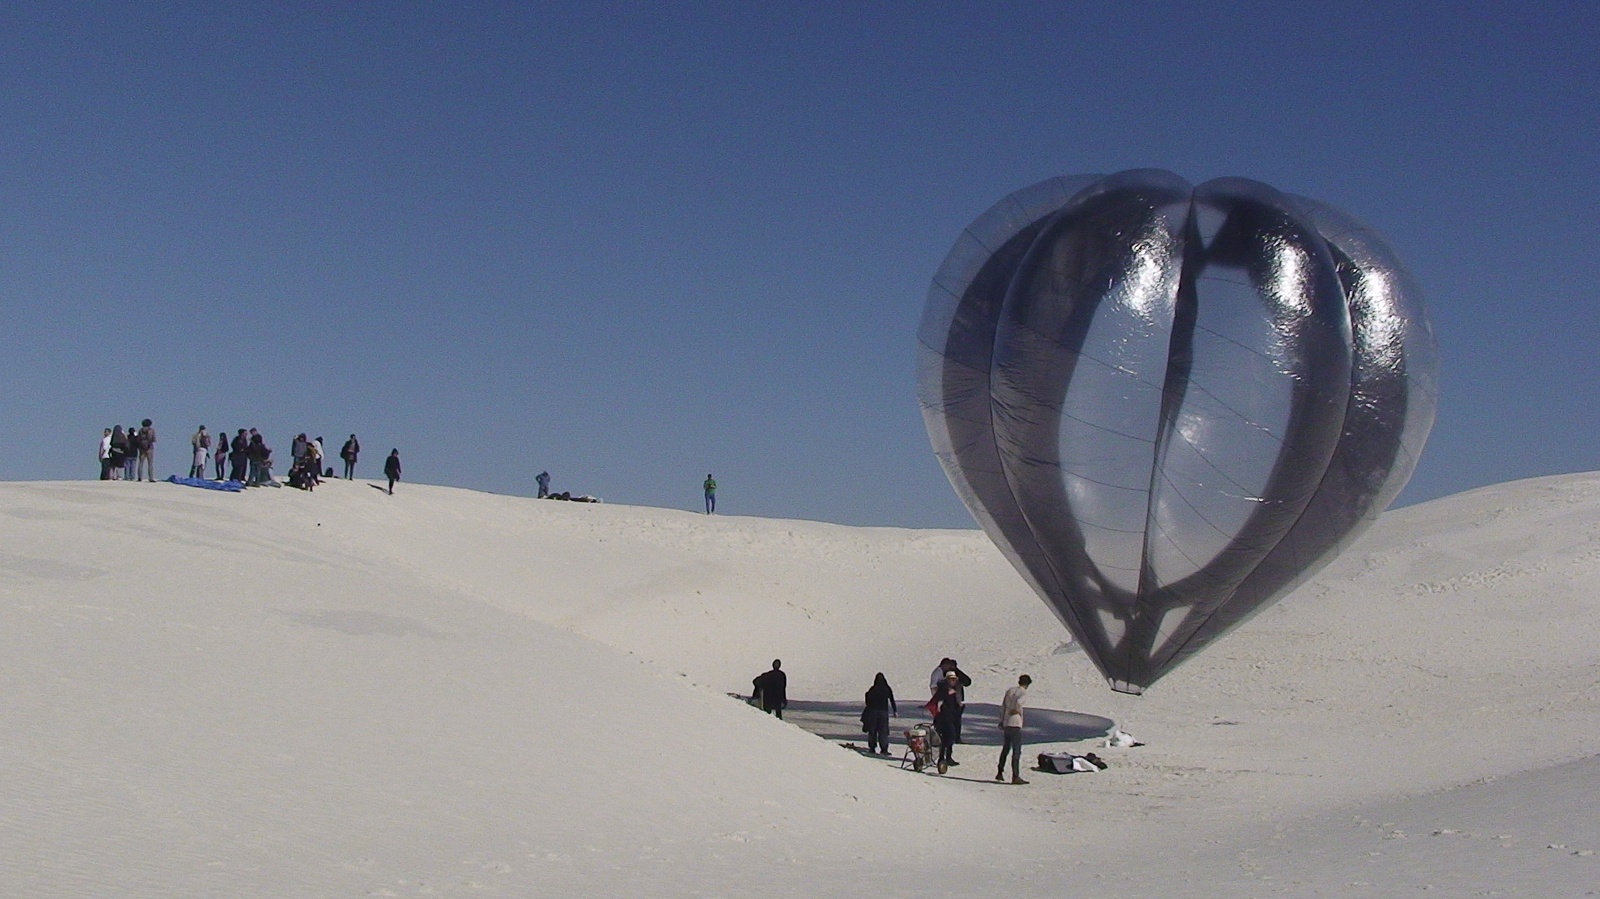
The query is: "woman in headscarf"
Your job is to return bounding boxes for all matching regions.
[862,673,897,757]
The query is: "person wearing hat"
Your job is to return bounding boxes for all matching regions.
[928,658,972,743]
[996,674,1032,785]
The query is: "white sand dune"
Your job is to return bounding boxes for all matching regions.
[2,473,1596,896]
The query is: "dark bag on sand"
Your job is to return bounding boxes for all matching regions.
[1038,751,1107,774]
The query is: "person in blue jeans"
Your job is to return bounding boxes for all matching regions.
[703,474,717,514]
[996,674,1032,785]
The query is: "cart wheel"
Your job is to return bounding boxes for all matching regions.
[937,759,948,775]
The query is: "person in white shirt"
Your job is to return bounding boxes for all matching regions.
[996,674,1032,785]
[98,428,113,480]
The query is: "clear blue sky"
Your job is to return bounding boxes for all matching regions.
[3,1,1595,527]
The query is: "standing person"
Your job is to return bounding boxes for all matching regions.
[536,470,550,499]
[190,426,210,478]
[229,429,249,482]
[862,672,897,757]
[996,674,1032,785]
[383,449,401,495]
[108,425,128,480]
[928,657,972,744]
[932,670,963,773]
[135,419,156,481]
[751,659,787,719]
[98,428,114,480]
[703,474,717,514]
[340,434,360,479]
[245,430,262,483]
[308,437,324,485]
[123,424,139,480]
[247,430,273,485]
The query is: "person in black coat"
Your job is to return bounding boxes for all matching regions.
[383,449,401,495]
[932,670,963,770]
[340,435,360,479]
[752,659,787,719]
[108,425,128,480]
[862,672,897,756]
[229,429,249,482]
[247,432,271,484]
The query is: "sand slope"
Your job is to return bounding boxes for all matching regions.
[1,473,1596,896]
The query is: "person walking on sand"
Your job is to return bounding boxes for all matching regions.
[751,659,787,719]
[996,674,1032,785]
[862,672,897,756]
[383,449,401,495]
[340,434,360,479]
[703,474,717,514]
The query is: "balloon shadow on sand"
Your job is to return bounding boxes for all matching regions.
[778,699,1115,748]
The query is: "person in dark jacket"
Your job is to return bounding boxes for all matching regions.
[123,424,139,480]
[108,425,128,480]
[229,429,249,482]
[751,659,787,719]
[932,670,963,771]
[383,449,401,495]
[862,672,897,756]
[247,431,272,485]
[340,435,360,479]
[928,658,973,744]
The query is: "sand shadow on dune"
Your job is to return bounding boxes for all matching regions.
[779,699,1115,747]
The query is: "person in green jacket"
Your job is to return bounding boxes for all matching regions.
[703,474,717,514]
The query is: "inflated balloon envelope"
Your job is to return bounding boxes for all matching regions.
[918,170,1439,694]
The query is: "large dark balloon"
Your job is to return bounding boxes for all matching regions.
[918,170,1439,694]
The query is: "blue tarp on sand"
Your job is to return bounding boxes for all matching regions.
[166,475,245,493]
